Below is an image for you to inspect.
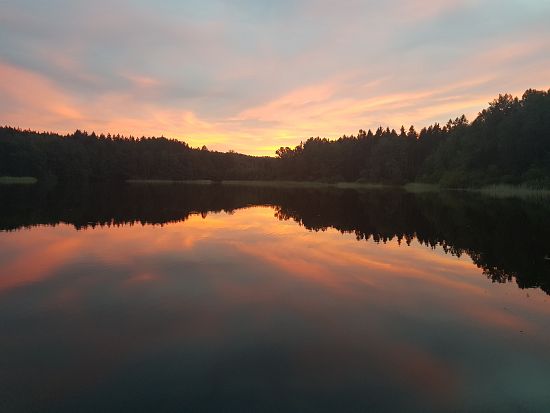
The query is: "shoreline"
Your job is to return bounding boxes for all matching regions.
[0,176,38,185]
[127,179,550,198]
[4,176,549,198]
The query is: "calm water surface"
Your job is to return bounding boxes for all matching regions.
[0,184,549,412]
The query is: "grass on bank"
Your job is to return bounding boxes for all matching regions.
[405,182,550,198]
[1,176,547,198]
[126,179,393,189]
[403,182,441,193]
[221,180,392,189]
[0,176,37,185]
[126,179,450,192]
[127,179,214,185]
[124,179,550,198]
[474,184,550,199]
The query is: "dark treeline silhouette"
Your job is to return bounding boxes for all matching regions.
[1,183,549,294]
[1,89,549,187]
[275,89,550,186]
[0,128,277,182]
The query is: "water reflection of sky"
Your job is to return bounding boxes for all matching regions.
[1,206,549,412]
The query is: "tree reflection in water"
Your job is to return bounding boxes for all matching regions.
[1,182,549,294]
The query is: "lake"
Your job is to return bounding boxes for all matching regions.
[1,183,549,412]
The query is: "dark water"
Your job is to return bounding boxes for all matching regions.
[1,183,549,412]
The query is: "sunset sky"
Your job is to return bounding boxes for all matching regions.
[1,0,549,155]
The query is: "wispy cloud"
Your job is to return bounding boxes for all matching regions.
[1,0,549,155]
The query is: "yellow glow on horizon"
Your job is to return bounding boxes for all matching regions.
[1,60,549,156]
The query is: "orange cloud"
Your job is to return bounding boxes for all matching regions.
[124,73,162,88]
[0,61,84,126]
[232,75,496,148]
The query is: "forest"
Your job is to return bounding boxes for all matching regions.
[1,88,549,187]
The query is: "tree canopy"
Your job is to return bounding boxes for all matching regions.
[1,88,549,187]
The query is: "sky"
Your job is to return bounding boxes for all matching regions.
[1,0,549,155]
